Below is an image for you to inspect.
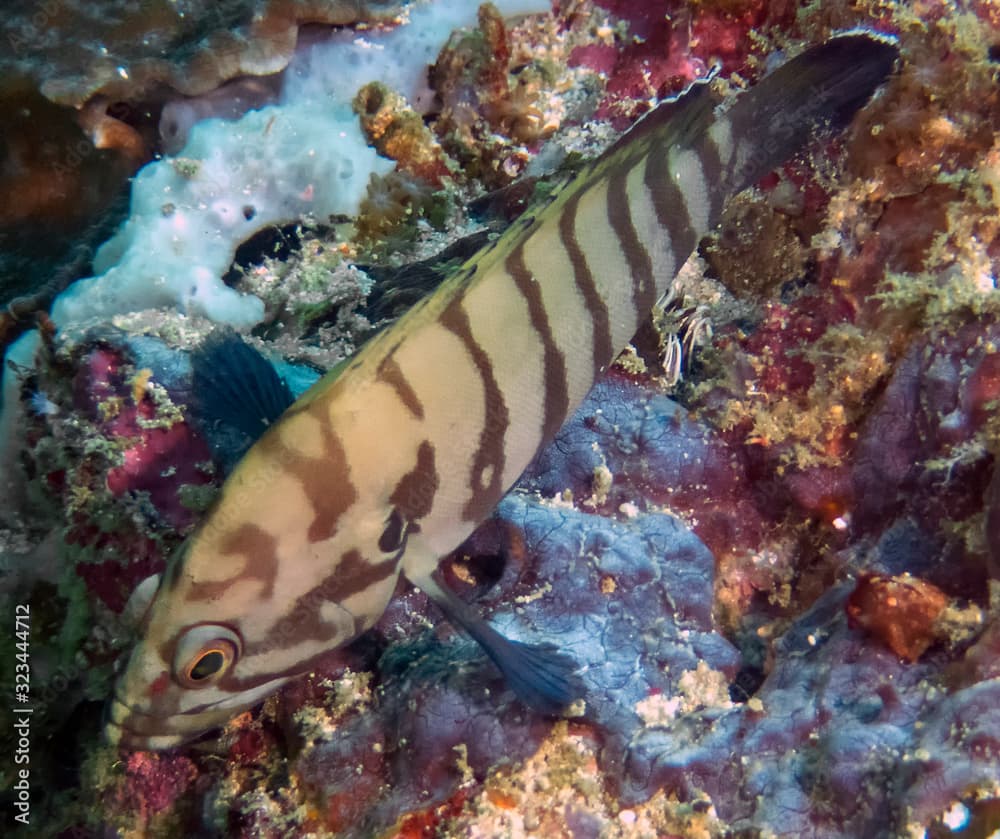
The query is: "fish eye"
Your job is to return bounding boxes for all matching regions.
[173,624,241,689]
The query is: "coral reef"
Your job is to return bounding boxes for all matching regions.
[3,1,1000,838]
[34,0,551,336]
[1,1,406,108]
[0,2,406,325]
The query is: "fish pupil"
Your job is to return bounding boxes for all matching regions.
[190,650,225,680]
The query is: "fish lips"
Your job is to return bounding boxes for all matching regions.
[103,677,289,750]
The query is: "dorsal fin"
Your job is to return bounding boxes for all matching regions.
[594,31,898,204]
[600,68,719,163]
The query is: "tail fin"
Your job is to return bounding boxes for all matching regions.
[716,32,899,196]
[578,31,898,284]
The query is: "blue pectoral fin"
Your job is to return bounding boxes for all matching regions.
[468,621,584,716]
[415,574,584,715]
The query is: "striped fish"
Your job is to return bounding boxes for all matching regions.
[106,33,898,750]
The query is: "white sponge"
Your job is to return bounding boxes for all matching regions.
[54,103,391,327]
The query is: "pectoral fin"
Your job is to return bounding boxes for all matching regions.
[191,329,296,441]
[413,573,584,715]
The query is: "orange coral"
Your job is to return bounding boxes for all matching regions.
[354,83,455,186]
[430,3,557,188]
[845,572,950,661]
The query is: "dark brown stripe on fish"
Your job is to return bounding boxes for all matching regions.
[379,508,405,553]
[389,440,439,520]
[645,145,696,265]
[440,296,509,522]
[261,401,358,544]
[607,165,657,319]
[112,692,183,735]
[559,190,614,377]
[161,541,190,594]
[242,551,400,664]
[303,414,356,543]
[695,137,726,223]
[320,549,398,605]
[257,550,398,648]
[226,637,379,691]
[505,244,570,444]
[187,524,279,601]
[377,355,425,419]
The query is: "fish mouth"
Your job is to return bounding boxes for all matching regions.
[104,677,291,750]
[104,691,232,750]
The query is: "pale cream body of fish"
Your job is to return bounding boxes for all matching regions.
[107,34,898,749]
[108,138,717,747]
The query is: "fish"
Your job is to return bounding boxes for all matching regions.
[106,32,898,750]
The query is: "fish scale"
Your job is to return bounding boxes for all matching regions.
[107,32,899,749]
